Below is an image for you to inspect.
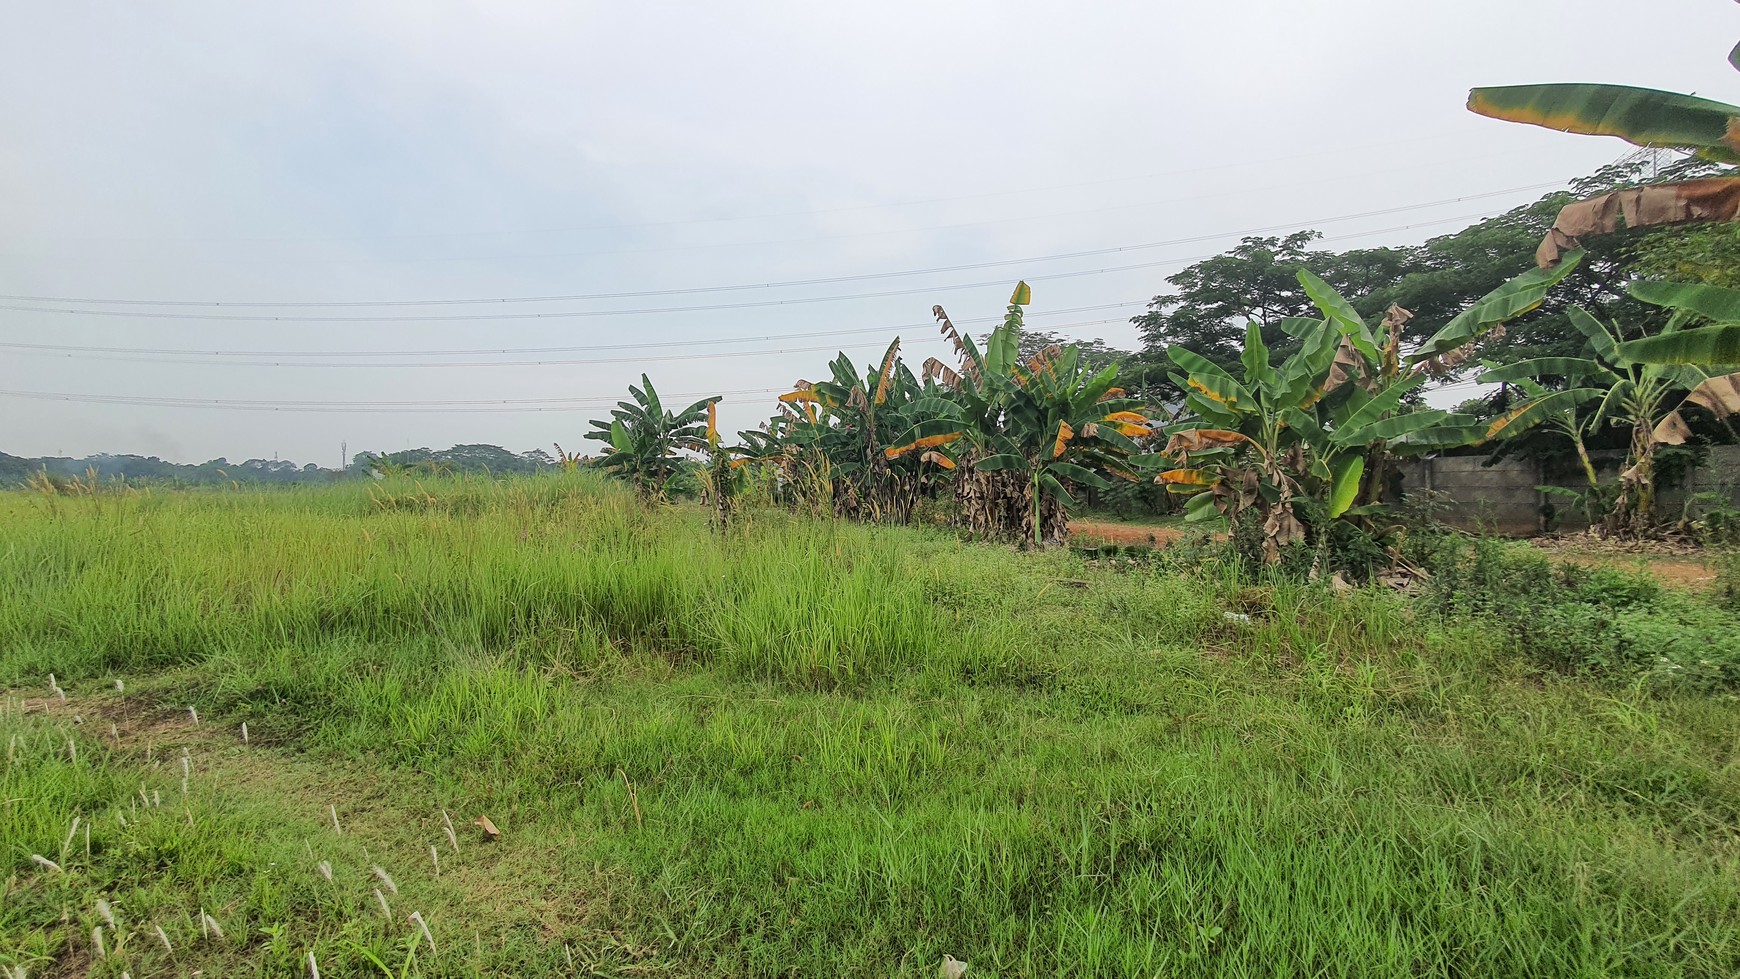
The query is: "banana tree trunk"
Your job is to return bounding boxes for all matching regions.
[1608,420,1658,537]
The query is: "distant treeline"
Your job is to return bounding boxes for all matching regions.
[0,443,565,487]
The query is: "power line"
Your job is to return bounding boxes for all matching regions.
[0,208,1518,326]
[0,302,1143,359]
[6,316,1134,370]
[0,182,1559,309]
[0,386,788,414]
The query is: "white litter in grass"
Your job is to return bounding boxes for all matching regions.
[115,679,124,693]
[1223,612,1252,624]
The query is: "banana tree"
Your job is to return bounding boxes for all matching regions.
[885,282,1154,548]
[771,338,956,522]
[697,402,737,530]
[1158,314,1478,562]
[1479,304,1738,534]
[1469,37,1740,266]
[1618,280,1740,365]
[585,374,718,502]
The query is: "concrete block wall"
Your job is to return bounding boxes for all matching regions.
[1397,456,1542,535]
[1397,445,1740,537]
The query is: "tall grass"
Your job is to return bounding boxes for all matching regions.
[3,475,1738,976]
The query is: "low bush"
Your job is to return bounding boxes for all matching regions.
[1413,533,1740,690]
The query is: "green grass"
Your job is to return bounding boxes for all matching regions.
[3,474,1738,976]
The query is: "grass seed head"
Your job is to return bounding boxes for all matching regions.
[409,911,436,954]
[371,864,398,895]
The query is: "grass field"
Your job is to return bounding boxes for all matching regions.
[3,474,1738,977]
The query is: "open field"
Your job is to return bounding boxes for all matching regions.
[3,475,1739,977]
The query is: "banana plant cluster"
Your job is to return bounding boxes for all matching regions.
[733,283,1155,547]
[1157,261,1577,561]
[881,284,1154,547]
[585,373,719,502]
[1481,282,1740,535]
[738,338,956,522]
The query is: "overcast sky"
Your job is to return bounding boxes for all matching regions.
[2,1,1735,465]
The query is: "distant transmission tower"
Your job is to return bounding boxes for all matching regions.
[341,440,348,470]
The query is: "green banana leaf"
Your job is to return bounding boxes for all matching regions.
[1327,455,1364,519]
[1468,84,1740,163]
[1410,255,1583,362]
[1629,281,1740,322]
[1618,327,1740,366]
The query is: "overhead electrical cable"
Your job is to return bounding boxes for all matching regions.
[0,303,1144,359]
[0,184,1560,309]
[0,209,1516,325]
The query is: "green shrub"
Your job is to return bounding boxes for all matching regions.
[1416,534,1739,690]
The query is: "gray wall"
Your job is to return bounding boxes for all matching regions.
[1396,445,1740,536]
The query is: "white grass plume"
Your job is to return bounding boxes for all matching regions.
[371,864,398,895]
[408,911,435,954]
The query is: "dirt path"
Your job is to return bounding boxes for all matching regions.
[1539,548,1722,590]
[1068,520,1184,548]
